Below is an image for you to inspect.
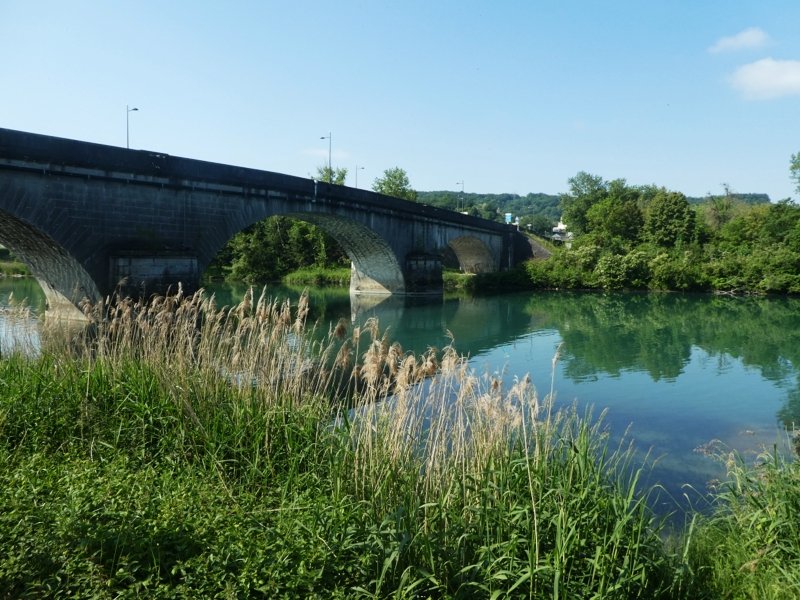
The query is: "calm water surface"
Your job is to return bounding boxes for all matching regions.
[4,278,799,514]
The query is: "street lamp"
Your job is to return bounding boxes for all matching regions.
[456,180,465,212]
[320,132,332,177]
[355,165,365,188]
[126,105,139,149]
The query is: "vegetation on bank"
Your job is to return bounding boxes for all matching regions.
[0,260,28,277]
[0,247,30,277]
[0,291,799,597]
[282,266,351,287]
[523,174,800,294]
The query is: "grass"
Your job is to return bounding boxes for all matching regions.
[0,259,29,277]
[443,266,535,294]
[282,266,351,287]
[0,289,798,597]
[678,447,800,599]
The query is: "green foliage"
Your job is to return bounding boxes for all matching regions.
[791,151,800,195]
[0,247,30,277]
[686,192,771,205]
[648,249,707,291]
[417,190,561,226]
[372,167,417,202]
[559,171,607,234]
[315,164,348,185]
[586,195,643,247]
[522,172,800,295]
[704,191,736,231]
[282,266,351,287]
[212,216,348,284]
[0,260,29,277]
[520,213,556,236]
[645,191,696,247]
[592,250,652,290]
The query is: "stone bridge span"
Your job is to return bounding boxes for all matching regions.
[0,128,533,318]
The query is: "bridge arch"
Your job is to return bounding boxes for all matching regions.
[0,210,99,319]
[446,235,496,274]
[204,212,406,295]
[296,213,405,294]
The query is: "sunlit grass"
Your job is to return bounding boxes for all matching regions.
[282,266,351,287]
[0,260,29,277]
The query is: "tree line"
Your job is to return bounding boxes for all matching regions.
[526,167,800,294]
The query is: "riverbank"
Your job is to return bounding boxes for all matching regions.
[1,291,798,597]
[0,259,29,278]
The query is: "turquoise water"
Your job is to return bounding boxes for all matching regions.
[4,279,799,515]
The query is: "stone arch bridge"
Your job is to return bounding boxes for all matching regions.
[0,128,535,318]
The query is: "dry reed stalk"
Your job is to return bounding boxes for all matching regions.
[48,289,549,524]
[344,329,544,515]
[62,290,338,418]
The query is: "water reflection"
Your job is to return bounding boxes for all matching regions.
[0,309,39,355]
[0,278,44,355]
[522,292,800,386]
[0,277,46,312]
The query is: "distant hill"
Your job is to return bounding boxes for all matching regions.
[687,193,771,205]
[417,191,561,223]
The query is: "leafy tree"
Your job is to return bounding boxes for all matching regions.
[228,218,291,283]
[559,172,607,234]
[644,190,696,247]
[703,184,736,231]
[315,165,348,185]
[372,167,418,202]
[763,199,800,244]
[587,179,643,244]
[791,152,800,195]
[213,216,348,284]
[520,214,555,236]
[585,197,643,248]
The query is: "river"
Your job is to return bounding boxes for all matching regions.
[3,277,799,515]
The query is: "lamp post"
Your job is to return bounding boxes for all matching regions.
[126,105,139,149]
[456,180,465,212]
[355,165,365,188]
[320,132,332,179]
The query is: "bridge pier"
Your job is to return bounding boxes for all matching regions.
[110,253,200,299]
[404,252,443,295]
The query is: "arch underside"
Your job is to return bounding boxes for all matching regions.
[291,213,405,294]
[447,235,496,274]
[0,211,99,320]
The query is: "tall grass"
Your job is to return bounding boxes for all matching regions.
[4,287,793,597]
[677,446,800,599]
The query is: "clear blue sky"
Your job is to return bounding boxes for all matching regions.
[2,1,798,201]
